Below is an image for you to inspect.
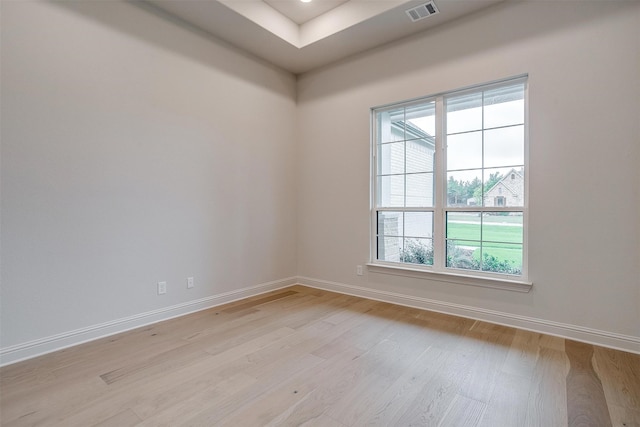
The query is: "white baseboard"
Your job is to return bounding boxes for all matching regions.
[3,274,637,367]
[0,277,297,367]
[297,276,640,355]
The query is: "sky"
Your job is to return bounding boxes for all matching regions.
[408,98,525,180]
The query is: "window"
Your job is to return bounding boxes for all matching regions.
[372,77,528,283]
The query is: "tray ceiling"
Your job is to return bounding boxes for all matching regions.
[144,0,503,74]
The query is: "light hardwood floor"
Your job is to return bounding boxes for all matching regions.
[1,286,639,426]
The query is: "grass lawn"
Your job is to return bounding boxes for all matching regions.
[480,243,522,265]
[446,222,522,243]
[447,220,522,265]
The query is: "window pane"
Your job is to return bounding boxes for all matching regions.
[483,167,524,208]
[484,125,524,168]
[405,101,436,135]
[447,169,482,207]
[447,212,481,241]
[377,175,404,207]
[446,92,482,134]
[482,212,523,244]
[377,108,404,143]
[481,242,522,275]
[378,142,405,175]
[378,236,403,262]
[402,238,433,265]
[377,211,403,236]
[406,102,436,139]
[406,173,433,207]
[447,131,482,171]
[405,212,433,238]
[446,240,481,271]
[484,85,524,129]
[406,139,434,173]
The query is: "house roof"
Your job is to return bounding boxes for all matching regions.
[487,168,523,196]
[390,121,436,149]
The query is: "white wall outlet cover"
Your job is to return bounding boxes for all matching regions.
[187,277,194,288]
[158,281,167,295]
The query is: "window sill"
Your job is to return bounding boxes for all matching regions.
[366,263,532,293]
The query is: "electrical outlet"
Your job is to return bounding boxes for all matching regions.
[356,265,363,276]
[158,281,167,295]
[187,277,194,289]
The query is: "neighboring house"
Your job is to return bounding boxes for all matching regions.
[378,117,435,262]
[484,168,524,207]
[378,118,435,208]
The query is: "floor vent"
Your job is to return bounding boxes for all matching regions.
[406,1,439,22]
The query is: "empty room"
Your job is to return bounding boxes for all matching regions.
[1,0,639,426]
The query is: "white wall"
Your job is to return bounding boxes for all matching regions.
[297,1,640,349]
[1,1,297,357]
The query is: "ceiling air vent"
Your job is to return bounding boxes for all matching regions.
[406,1,439,22]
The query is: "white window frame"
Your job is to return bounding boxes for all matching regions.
[369,76,531,292]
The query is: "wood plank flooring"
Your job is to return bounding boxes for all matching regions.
[1,286,638,426]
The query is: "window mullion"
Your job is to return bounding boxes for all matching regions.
[433,96,445,272]
[403,108,407,258]
[480,90,485,271]
[371,111,379,264]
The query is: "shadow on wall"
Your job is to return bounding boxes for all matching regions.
[297,0,636,101]
[50,0,295,98]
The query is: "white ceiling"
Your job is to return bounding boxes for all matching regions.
[145,0,503,74]
[263,0,350,25]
